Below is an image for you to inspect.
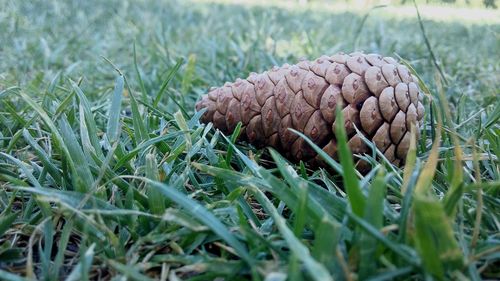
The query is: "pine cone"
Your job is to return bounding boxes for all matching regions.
[195,52,424,168]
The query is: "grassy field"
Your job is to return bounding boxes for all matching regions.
[0,0,499,280]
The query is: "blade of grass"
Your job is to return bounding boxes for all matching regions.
[71,80,104,158]
[225,122,242,167]
[59,115,94,192]
[181,54,196,100]
[174,110,191,152]
[312,217,341,275]
[124,176,254,266]
[128,84,149,144]
[289,129,343,174]
[334,106,365,216]
[107,260,155,281]
[146,153,165,215]
[64,244,95,281]
[53,220,75,280]
[411,119,464,277]
[359,168,387,279]
[413,0,448,85]
[22,129,62,185]
[413,196,464,278]
[249,186,333,281]
[414,121,441,195]
[289,179,309,281]
[153,58,183,107]
[365,266,414,281]
[401,126,418,195]
[18,91,77,187]
[133,42,148,102]
[0,212,18,238]
[106,74,124,142]
[347,212,420,267]
[434,77,465,217]
[41,218,54,280]
[113,131,184,170]
[0,269,33,281]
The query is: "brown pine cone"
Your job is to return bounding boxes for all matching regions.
[195,52,425,168]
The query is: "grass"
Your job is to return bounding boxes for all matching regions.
[0,0,499,280]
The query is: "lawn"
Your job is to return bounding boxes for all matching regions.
[0,0,499,280]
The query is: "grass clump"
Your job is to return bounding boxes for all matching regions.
[0,0,499,280]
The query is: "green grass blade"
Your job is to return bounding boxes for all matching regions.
[435,81,465,217]
[0,153,43,189]
[334,106,365,216]
[53,90,76,120]
[225,122,242,167]
[0,269,33,281]
[22,129,62,185]
[312,217,341,275]
[401,126,418,195]
[128,85,149,144]
[54,220,75,280]
[127,176,254,266]
[146,153,165,215]
[289,129,343,173]
[7,186,117,211]
[174,110,191,151]
[365,266,414,281]
[59,115,94,192]
[107,260,155,281]
[181,54,196,98]
[71,80,104,158]
[250,186,333,281]
[64,244,95,281]
[113,132,183,170]
[18,91,76,184]
[268,149,342,223]
[410,119,464,277]
[133,42,148,102]
[413,197,464,278]
[0,212,18,238]
[414,122,441,196]
[348,212,420,267]
[106,74,124,142]
[153,58,183,107]
[359,168,387,279]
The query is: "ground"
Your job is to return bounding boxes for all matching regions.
[0,0,499,280]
